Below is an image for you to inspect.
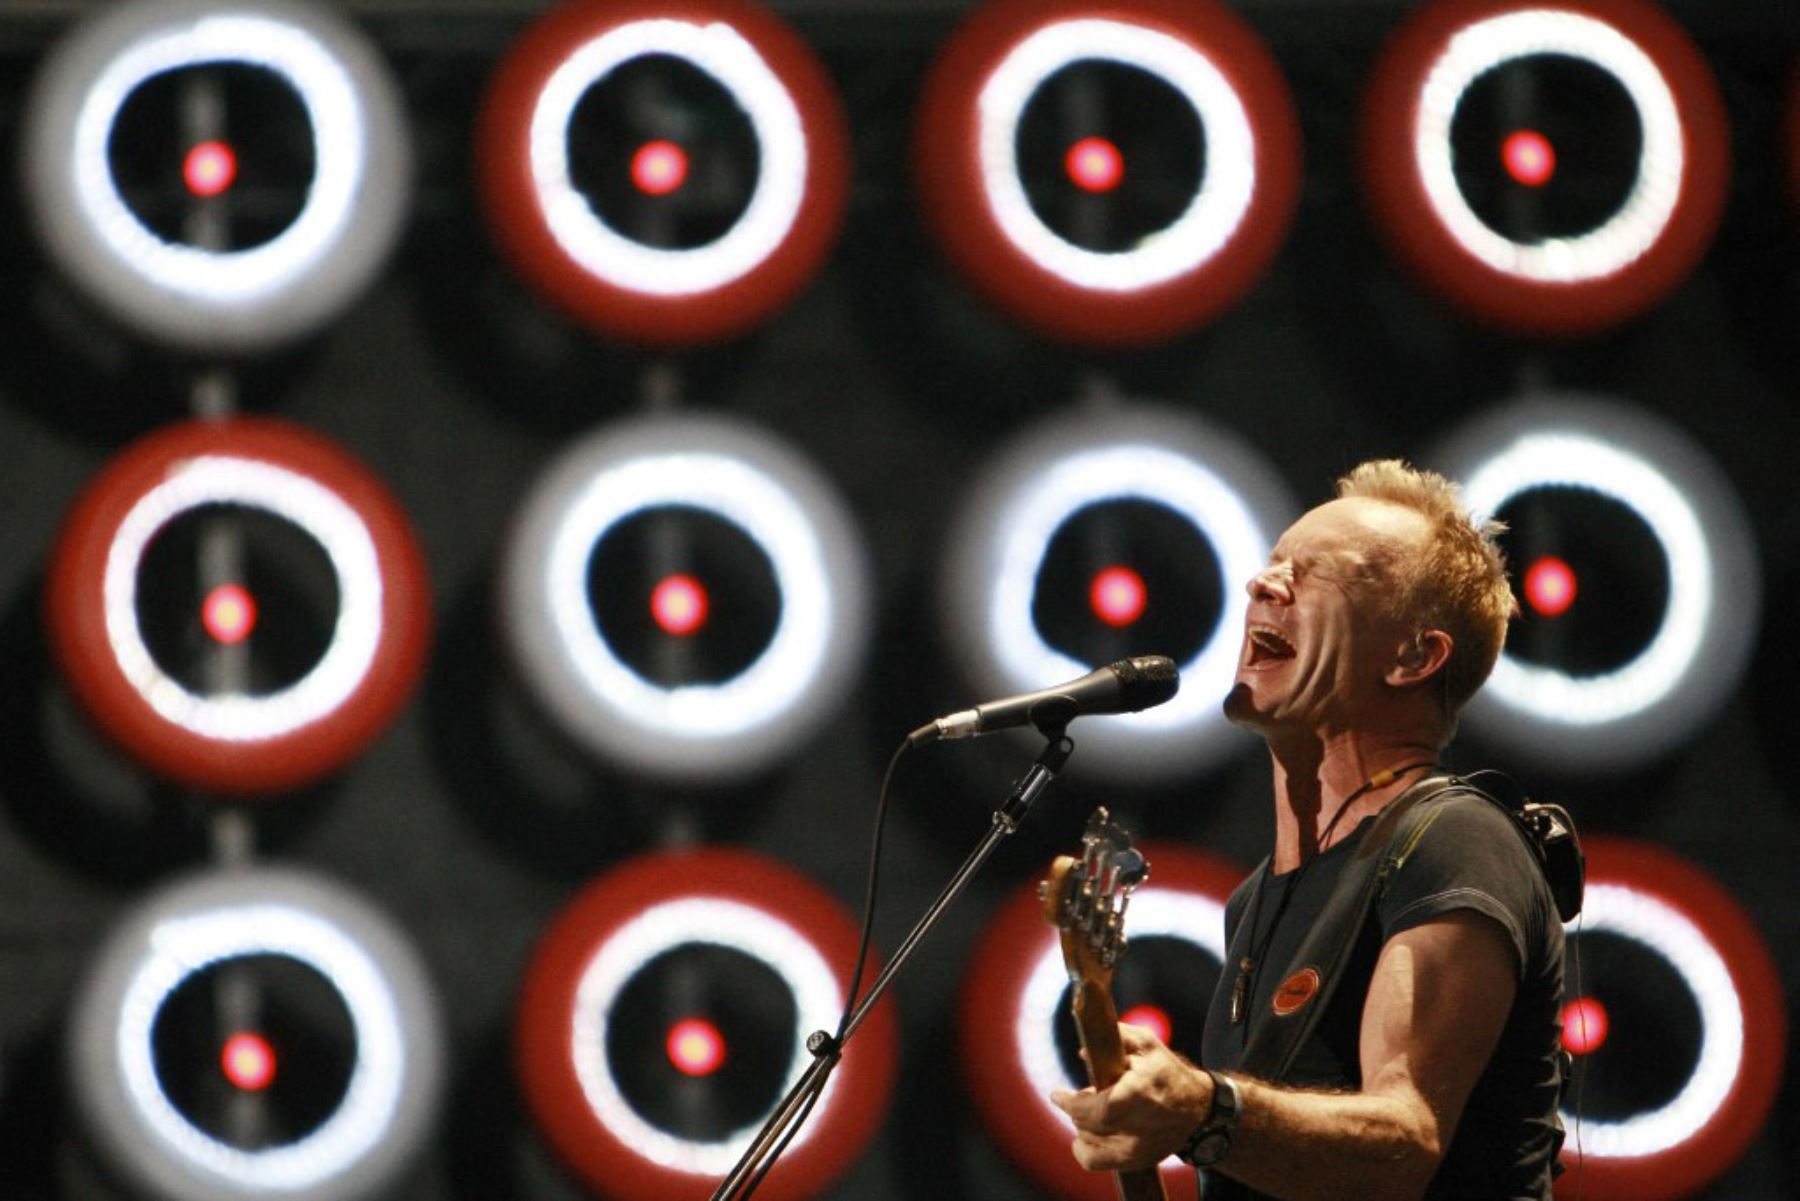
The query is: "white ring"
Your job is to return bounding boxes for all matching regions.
[568,898,842,1175]
[1414,9,1683,282]
[528,18,807,295]
[502,415,869,782]
[101,456,383,742]
[23,0,410,352]
[978,18,1256,291]
[1430,395,1757,771]
[942,404,1293,779]
[1567,883,1742,1157]
[71,15,365,303]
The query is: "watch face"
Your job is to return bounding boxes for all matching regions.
[1193,1130,1231,1166]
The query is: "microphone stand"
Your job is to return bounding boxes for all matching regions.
[708,724,1076,1201]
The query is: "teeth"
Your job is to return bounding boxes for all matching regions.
[1249,626,1294,656]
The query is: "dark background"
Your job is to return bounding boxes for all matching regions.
[0,1,1796,1198]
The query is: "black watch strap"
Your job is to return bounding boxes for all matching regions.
[1177,1069,1243,1168]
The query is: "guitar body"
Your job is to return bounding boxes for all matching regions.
[1043,810,1172,1201]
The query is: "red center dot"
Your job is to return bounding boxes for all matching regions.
[666,1017,727,1077]
[1120,1003,1172,1046]
[1560,996,1609,1056]
[651,573,710,636]
[220,1031,276,1091]
[1089,565,1147,627]
[1501,129,1556,188]
[632,140,690,196]
[202,583,258,644]
[1523,556,1577,619]
[183,140,238,198]
[1065,136,1124,193]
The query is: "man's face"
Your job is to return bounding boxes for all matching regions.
[1223,497,1428,737]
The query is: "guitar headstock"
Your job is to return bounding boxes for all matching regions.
[1040,807,1150,985]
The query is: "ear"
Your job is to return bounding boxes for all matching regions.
[1386,629,1453,689]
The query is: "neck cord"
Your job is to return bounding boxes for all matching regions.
[1230,760,1438,1027]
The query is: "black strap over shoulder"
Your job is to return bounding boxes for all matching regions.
[1232,773,1583,1084]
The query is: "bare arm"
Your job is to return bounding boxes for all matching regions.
[1051,910,1518,1201]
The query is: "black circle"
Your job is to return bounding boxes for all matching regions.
[150,954,358,1149]
[566,53,760,250]
[1054,935,1219,1083]
[136,504,341,697]
[1450,54,1643,243]
[1495,487,1668,676]
[605,944,798,1140]
[586,506,781,687]
[1032,499,1222,667]
[107,64,317,252]
[1016,60,1206,253]
[1563,929,1702,1121]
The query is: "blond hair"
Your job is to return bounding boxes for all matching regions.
[1336,459,1516,712]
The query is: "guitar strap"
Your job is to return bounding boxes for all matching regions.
[1232,775,1466,1082]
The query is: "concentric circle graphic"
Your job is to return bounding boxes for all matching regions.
[1427,394,1757,772]
[67,867,444,1201]
[46,417,432,795]
[500,413,869,783]
[22,0,411,353]
[960,842,1239,1201]
[1361,0,1728,335]
[915,0,1301,345]
[516,848,897,1201]
[478,0,850,345]
[940,403,1293,779]
[1558,838,1785,1199]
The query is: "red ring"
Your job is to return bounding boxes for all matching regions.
[1361,0,1729,336]
[959,842,1242,1201]
[516,848,897,1201]
[914,0,1301,347]
[1556,837,1786,1200]
[477,0,850,347]
[44,417,431,796]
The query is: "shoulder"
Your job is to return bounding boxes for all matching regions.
[1377,783,1556,978]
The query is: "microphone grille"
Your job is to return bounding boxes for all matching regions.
[1114,655,1179,711]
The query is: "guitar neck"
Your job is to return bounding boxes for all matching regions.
[1071,979,1171,1201]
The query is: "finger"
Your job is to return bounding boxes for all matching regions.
[1118,1021,1162,1051]
[1050,1087,1114,1132]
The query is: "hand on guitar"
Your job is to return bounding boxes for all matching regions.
[1050,1022,1214,1173]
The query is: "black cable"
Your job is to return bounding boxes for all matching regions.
[723,736,911,1201]
[836,736,911,1041]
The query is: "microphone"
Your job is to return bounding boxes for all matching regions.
[909,656,1179,746]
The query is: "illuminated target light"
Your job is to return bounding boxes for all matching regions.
[1361,0,1729,334]
[650,573,710,637]
[1065,135,1124,193]
[45,418,432,795]
[1523,555,1577,618]
[914,0,1301,345]
[67,868,443,1201]
[960,843,1239,1200]
[940,403,1293,780]
[1561,996,1609,1055]
[516,849,897,1201]
[1089,565,1147,628]
[631,138,690,196]
[1501,128,1555,187]
[666,1018,727,1078]
[477,0,850,345]
[21,0,411,353]
[1429,395,1757,772]
[501,414,869,783]
[1559,838,1785,1200]
[183,140,239,198]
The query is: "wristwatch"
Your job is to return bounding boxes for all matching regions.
[1177,1069,1243,1168]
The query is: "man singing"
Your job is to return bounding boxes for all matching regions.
[1051,460,1566,1200]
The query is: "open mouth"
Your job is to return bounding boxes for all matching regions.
[1246,624,1296,666]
